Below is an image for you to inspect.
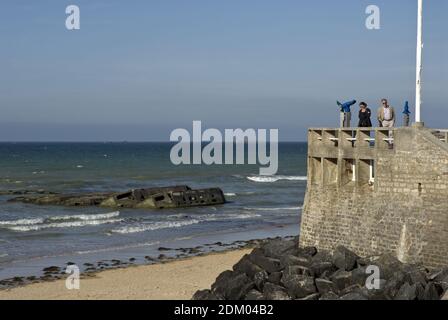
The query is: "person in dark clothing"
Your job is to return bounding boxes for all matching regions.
[358,102,372,127]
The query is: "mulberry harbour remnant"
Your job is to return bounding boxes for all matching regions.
[299,125,448,269]
[9,186,226,209]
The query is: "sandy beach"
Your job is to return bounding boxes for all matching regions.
[0,249,251,300]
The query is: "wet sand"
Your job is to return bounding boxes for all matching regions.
[0,249,250,300]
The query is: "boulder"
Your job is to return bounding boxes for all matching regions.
[267,272,282,285]
[298,293,320,300]
[340,292,368,300]
[309,262,336,278]
[319,291,339,300]
[394,283,417,300]
[420,283,440,300]
[192,289,219,300]
[263,282,291,300]
[298,246,318,258]
[442,290,448,300]
[315,278,336,294]
[261,239,297,259]
[249,251,282,274]
[332,246,359,271]
[371,254,403,280]
[281,273,317,299]
[358,279,388,300]
[254,271,269,291]
[233,255,264,278]
[245,289,265,301]
[280,255,310,269]
[330,270,353,292]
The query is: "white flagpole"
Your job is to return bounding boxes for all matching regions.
[415,0,423,123]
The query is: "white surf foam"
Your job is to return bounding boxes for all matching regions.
[112,212,261,234]
[7,218,123,232]
[246,175,307,183]
[224,193,237,197]
[49,211,120,221]
[0,218,45,226]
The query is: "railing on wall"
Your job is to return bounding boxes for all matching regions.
[310,128,395,149]
[431,129,448,143]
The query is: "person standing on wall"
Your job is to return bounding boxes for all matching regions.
[358,102,372,127]
[377,98,396,128]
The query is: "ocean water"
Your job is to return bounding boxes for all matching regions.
[0,142,307,279]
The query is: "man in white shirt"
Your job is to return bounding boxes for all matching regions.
[377,99,396,128]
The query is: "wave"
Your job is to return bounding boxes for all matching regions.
[111,212,261,235]
[244,206,303,211]
[7,218,123,232]
[224,193,237,197]
[48,211,120,221]
[1,211,121,232]
[246,175,307,183]
[75,241,160,255]
[0,218,45,226]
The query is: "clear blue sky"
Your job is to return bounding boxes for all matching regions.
[0,0,446,141]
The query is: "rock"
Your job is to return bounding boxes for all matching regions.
[253,271,269,291]
[358,280,388,300]
[298,293,320,300]
[420,283,440,300]
[158,247,171,251]
[192,289,219,300]
[267,272,282,285]
[42,266,60,273]
[332,246,358,271]
[281,273,317,299]
[233,255,264,278]
[248,251,282,274]
[394,283,417,300]
[211,271,236,299]
[371,254,403,280]
[330,270,353,292]
[436,275,448,291]
[280,255,310,269]
[339,284,363,296]
[298,246,317,257]
[428,268,448,282]
[261,239,297,259]
[309,261,336,278]
[351,266,369,286]
[283,265,312,277]
[320,291,339,300]
[262,283,291,300]
[212,272,253,300]
[402,266,427,287]
[311,251,332,264]
[245,289,265,300]
[315,278,336,294]
[340,292,368,300]
[384,272,407,299]
[442,290,448,300]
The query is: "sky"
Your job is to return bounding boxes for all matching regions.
[0,0,446,141]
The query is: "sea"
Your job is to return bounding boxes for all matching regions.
[0,142,307,280]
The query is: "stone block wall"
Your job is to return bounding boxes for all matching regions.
[299,126,448,269]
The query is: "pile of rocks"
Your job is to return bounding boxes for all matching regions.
[193,238,448,300]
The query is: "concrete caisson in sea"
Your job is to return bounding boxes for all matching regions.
[8,185,226,209]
